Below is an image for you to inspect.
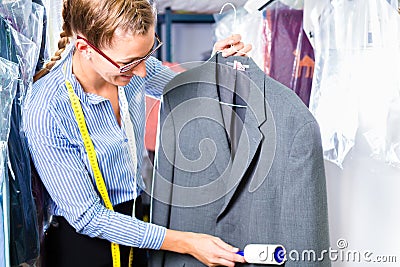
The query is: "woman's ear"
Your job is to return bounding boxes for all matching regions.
[75,38,91,59]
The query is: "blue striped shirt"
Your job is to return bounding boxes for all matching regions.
[23,44,176,249]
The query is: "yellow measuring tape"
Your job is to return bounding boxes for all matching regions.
[66,80,133,267]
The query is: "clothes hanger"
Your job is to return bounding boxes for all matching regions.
[218,2,250,58]
[244,0,278,13]
[215,3,252,107]
[216,2,251,71]
[149,5,250,218]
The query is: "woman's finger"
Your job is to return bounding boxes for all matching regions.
[221,42,246,57]
[212,237,238,252]
[212,238,245,264]
[213,258,236,267]
[213,34,242,53]
[233,43,252,56]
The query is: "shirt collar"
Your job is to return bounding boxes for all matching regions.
[62,45,108,105]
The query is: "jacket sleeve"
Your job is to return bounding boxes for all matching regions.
[281,120,331,267]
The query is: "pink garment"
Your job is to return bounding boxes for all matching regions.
[263,2,314,106]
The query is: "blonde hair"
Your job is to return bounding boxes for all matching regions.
[34,0,156,82]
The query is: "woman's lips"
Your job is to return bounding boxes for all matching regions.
[120,74,133,80]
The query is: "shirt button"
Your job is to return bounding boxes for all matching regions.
[124,138,128,142]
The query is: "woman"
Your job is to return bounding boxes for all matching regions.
[25,0,251,266]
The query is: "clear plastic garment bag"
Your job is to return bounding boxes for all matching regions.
[214,1,316,107]
[0,57,19,267]
[309,0,400,168]
[1,0,45,265]
[309,1,400,266]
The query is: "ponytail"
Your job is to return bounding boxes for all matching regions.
[33,31,70,82]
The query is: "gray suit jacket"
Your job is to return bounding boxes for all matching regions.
[150,54,330,266]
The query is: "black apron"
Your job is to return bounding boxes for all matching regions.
[43,196,148,267]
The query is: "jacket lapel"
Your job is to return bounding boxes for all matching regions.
[194,60,232,179]
[213,55,271,218]
[162,55,275,211]
[163,59,233,206]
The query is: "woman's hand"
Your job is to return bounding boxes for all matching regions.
[212,34,252,57]
[186,232,245,267]
[161,229,245,267]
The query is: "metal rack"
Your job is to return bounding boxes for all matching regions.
[156,7,215,62]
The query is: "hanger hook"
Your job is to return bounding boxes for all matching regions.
[219,2,237,32]
[218,2,248,57]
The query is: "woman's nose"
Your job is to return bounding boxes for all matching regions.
[131,61,147,77]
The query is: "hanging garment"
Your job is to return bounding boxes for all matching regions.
[7,71,40,267]
[214,2,314,107]
[0,15,15,267]
[0,0,45,105]
[309,0,400,168]
[263,1,314,107]
[32,0,49,72]
[0,56,19,267]
[43,0,63,56]
[308,2,400,264]
[0,11,41,266]
[150,53,330,267]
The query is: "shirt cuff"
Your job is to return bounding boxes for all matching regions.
[139,223,167,250]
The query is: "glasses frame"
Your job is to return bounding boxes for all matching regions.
[77,33,163,73]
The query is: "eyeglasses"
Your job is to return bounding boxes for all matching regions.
[77,33,163,73]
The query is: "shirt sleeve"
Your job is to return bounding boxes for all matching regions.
[24,104,166,249]
[143,56,177,99]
